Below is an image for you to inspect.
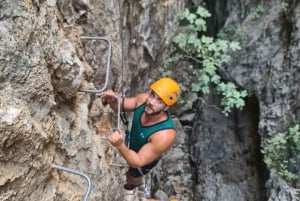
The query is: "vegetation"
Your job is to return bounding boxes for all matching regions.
[280,2,289,12]
[217,24,248,45]
[159,6,248,116]
[262,124,300,182]
[253,4,265,19]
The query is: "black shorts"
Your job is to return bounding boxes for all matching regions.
[127,160,159,177]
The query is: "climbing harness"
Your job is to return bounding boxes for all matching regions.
[124,128,131,147]
[52,164,91,201]
[122,97,130,147]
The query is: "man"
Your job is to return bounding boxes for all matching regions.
[99,77,180,197]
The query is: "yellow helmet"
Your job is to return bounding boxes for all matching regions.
[150,77,180,106]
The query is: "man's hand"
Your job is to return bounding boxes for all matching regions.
[98,90,120,108]
[107,129,124,148]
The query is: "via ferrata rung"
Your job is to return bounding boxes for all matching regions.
[79,36,112,94]
[79,36,121,130]
[52,164,91,201]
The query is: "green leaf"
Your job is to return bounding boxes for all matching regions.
[196,6,212,18]
[201,36,213,44]
[216,39,229,51]
[191,83,201,92]
[211,74,220,84]
[187,13,197,24]
[229,41,241,51]
[194,18,207,31]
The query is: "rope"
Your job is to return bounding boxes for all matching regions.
[117,0,129,129]
[116,1,150,199]
[118,0,125,97]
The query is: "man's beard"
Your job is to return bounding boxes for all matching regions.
[144,104,165,116]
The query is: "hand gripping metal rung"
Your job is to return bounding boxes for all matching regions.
[79,36,120,131]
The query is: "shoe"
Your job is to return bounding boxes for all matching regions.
[124,189,136,201]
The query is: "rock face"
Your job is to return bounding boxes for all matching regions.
[0,0,300,201]
[0,0,186,201]
[189,0,300,201]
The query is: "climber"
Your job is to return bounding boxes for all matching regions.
[99,77,180,191]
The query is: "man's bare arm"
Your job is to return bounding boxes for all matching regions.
[108,129,176,168]
[99,90,149,111]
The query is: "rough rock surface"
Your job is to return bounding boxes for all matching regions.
[190,0,300,201]
[0,0,186,201]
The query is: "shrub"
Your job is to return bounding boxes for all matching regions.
[159,6,247,116]
[262,124,300,182]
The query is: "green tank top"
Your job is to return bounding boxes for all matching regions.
[129,103,175,152]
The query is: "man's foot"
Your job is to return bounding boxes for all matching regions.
[123,189,136,201]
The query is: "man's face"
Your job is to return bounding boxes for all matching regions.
[144,91,167,115]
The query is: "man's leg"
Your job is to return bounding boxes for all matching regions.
[124,168,143,190]
[124,160,159,201]
[123,168,143,201]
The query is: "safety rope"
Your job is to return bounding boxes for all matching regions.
[116,2,152,200]
[117,0,129,130]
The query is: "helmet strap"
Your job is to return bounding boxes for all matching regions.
[164,106,169,111]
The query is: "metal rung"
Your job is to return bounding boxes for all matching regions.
[52,164,91,201]
[79,36,120,130]
[79,36,112,94]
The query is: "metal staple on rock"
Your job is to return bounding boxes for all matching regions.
[79,36,121,130]
[52,164,91,201]
[79,36,112,94]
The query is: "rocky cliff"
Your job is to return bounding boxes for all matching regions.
[190,0,300,201]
